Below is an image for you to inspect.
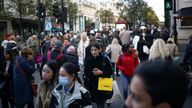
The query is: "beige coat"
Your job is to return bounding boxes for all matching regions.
[106,38,122,63]
[35,80,57,108]
[119,29,131,45]
[149,38,170,60]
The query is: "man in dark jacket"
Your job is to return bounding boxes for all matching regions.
[49,40,64,66]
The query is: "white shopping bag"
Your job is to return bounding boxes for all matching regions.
[106,80,123,103]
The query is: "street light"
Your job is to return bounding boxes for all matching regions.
[173,0,178,44]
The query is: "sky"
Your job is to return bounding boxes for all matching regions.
[87,0,165,22]
[144,0,164,22]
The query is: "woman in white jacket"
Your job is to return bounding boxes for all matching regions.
[106,38,122,76]
[77,32,89,70]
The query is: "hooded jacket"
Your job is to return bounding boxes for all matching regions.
[106,38,122,63]
[116,51,139,77]
[149,38,170,60]
[50,81,92,108]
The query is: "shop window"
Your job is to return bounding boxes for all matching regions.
[179,18,192,28]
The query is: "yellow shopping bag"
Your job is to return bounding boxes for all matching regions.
[98,77,113,91]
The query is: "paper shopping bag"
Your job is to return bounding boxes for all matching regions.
[98,77,113,91]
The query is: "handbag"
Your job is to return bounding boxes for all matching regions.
[34,53,43,64]
[98,77,113,91]
[143,45,149,54]
[16,60,37,97]
[106,80,123,103]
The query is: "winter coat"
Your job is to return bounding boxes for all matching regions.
[0,59,14,99]
[119,30,131,45]
[166,38,179,59]
[35,80,57,108]
[48,48,64,66]
[13,56,35,104]
[42,40,51,56]
[62,53,79,69]
[116,51,139,77]
[84,45,92,64]
[50,81,92,108]
[149,38,170,60]
[132,35,140,50]
[106,38,122,63]
[183,42,192,62]
[28,37,39,55]
[96,36,107,51]
[77,39,89,65]
[0,46,4,72]
[137,41,149,62]
[84,54,113,103]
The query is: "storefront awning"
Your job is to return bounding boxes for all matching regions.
[177,7,192,18]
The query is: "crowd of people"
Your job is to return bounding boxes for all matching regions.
[0,26,191,108]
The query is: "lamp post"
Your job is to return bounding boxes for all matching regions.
[173,0,178,44]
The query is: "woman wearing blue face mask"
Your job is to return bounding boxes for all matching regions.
[50,62,92,108]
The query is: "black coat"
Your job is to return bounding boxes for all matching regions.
[137,41,149,62]
[0,59,14,99]
[63,53,79,69]
[84,54,113,103]
[183,43,192,62]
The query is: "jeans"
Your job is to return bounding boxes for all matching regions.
[120,73,132,99]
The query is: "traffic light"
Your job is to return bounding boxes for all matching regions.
[36,3,46,18]
[53,3,59,18]
[164,0,173,28]
[165,0,172,10]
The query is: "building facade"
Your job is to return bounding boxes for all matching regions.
[175,0,192,42]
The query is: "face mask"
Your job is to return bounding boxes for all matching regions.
[59,76,69,86]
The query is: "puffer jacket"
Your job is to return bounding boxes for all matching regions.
[50,81,92,108]
[116,51,139,77]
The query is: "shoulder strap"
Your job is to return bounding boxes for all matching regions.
[16,60,30,80]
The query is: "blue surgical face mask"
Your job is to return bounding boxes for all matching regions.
[59,76,69,86]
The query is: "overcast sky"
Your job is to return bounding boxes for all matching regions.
[144,0,164,22]
[87,0,165,22]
